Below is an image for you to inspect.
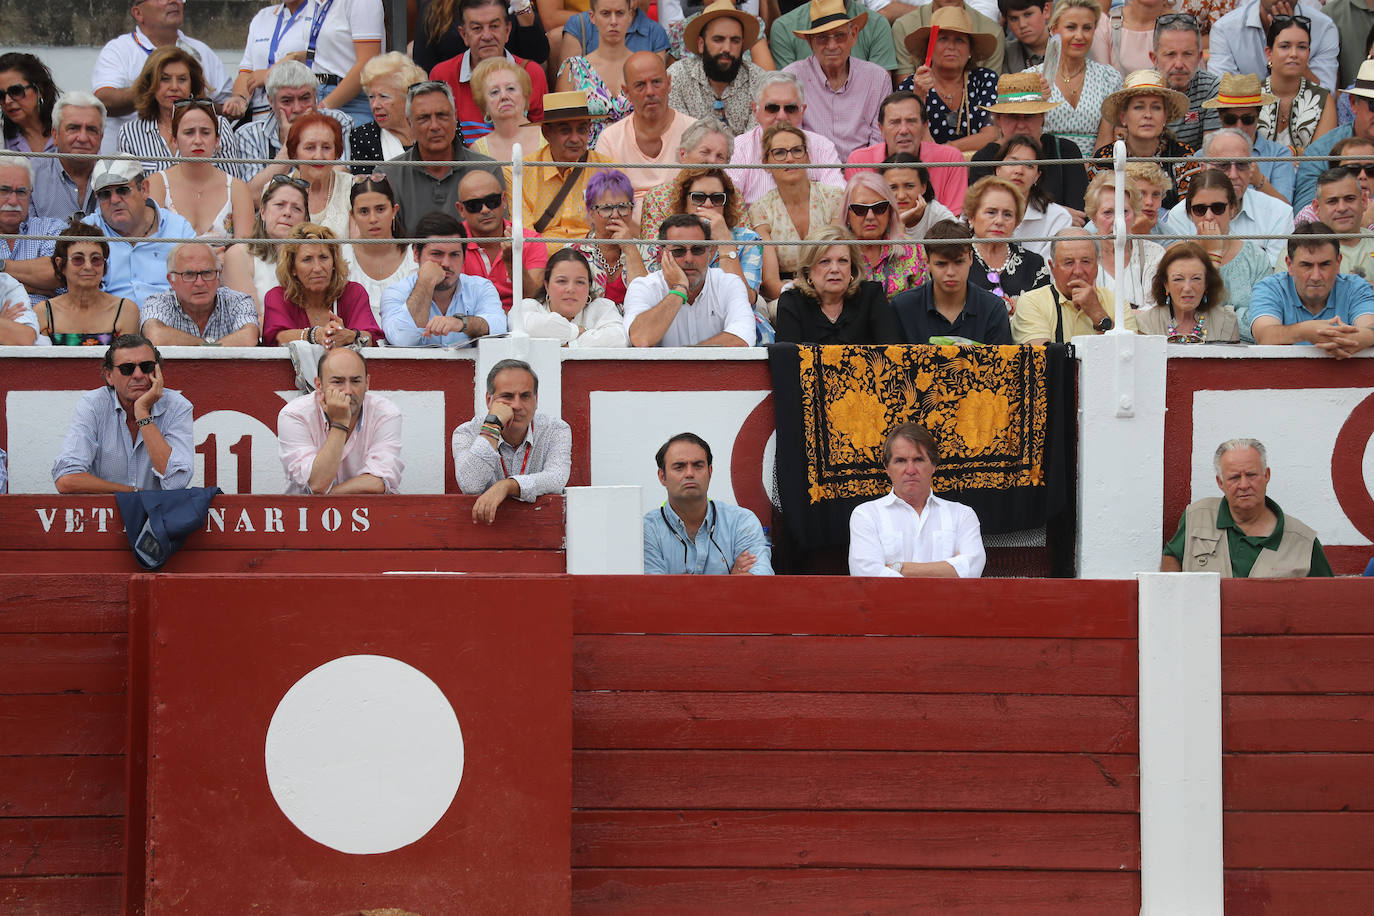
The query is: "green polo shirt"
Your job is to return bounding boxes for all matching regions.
[1163,497,1334,578]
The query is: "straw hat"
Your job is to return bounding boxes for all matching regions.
[685,0,761,51]
[981,72,1061,115]
[1200,72,1279,109]
[526,90,605,126]
[1349,60,1374,102]
[905,7,999,69]
[1101,70,1190,125]
[791,0,868,39]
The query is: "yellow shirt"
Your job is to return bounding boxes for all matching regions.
[509,146,610,241]
[1011,284,1137,344]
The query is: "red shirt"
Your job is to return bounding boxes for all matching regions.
[462,220,550,310]
[430,51,548,146]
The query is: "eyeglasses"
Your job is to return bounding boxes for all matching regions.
[460,192,503,213]
[1190,201,1228,217]
[0,185,31,199]
[114,360,158,376]
[986,269,1005,299]
[592,201,633,216]
[848,200,891,218]
[1219,112,1258,126]
[665,245,709,258]
[767,144,807,160]
[1221,161,1252,173]
[169,268,221,283]
[761,102,800,115]
[1271,14,1312,29]
[407,79,448,97]
[268,173,309,192]
[1,82,34,102]
[688,190,728,206]
[66,253,104,267]
[95,184,136,201]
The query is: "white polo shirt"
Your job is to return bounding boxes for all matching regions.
[622,268,756,347]
[239,3,317,117]
[307,0,384,79]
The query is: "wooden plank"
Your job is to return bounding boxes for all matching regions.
[0,695,127,756]
[1224,636,1374,694]
[2,549,566,574]
[1326,546,1374,576]
[1223,579,1374,635]
[571,868,1140,914]
[572,692,1138,753]
[572,751,1138,811]
[0,757,125,817]
[0,635,127,694]
[573,635,1137,695]
[571,578,1137,638]
[0,818,122,876]
[0,576,129,633]
[1225,696,1374,752]
[571,811,1138,870]
[0,876,121,914]
[1224,813,1374,869]
[1226,869,1374,913]
[1225,754,1374,811]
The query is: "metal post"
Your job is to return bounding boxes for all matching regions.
[1112,139,1127,333]
[509,143,525,336]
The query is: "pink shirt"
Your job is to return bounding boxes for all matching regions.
[592,109,697,214]
[728,124,845,206]
[262,281,385,345]
[277,391,405,494]
[462,220,550,311]
[845,141,969,217]
[783,56,887,160]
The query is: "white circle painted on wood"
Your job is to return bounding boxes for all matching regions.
[264,654,463,854]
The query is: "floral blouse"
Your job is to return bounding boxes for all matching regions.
[559,56,633,147]
[864,242,928,298]
[1259,77,1329,155]
[572,238,629,307]
[897,67,998,145]
[748,183,844,276]
[1027,60,1123,157]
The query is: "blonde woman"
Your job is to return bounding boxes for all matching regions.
[350,52,424,174]
[1025,0,1121,156]
[1084,170,1164,310]
[262,223,383,347]
[469,57,545,161]
[774,226,902,345]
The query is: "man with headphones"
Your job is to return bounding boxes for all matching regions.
[643,432,774,575]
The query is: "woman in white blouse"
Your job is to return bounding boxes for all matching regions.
[512,248,628,347]
[1085,171,1164,311]
[341,174,417,329]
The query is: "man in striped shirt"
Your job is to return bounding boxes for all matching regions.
[430,0,548,146]
[236,60,354,198]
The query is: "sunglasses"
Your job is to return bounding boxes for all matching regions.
[169,268,221,283]
[406,79,448,97]
[114,360,158,376]
[768,144,807,160]
[665,245,709,258]
[761,102,800,115]
[1271,14,1311,28]
[172,96,216,111]
[1190,201,1228,217]
[353,170,390,185]
[1156,12,1197,26]
[1346,163,1374,177]
[592,201,633,216]
[268,173,309,192]
[688,190,728,206]
[848,200,891,218]
[1219,112,1258,126]
[95,184,136,201]
[460,192,503,214]
[2,82,34,102]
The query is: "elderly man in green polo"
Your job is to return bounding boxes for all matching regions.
[1161,438,1333,577]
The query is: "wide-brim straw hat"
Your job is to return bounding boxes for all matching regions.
[791,0,868,39]
[981,72,1061,114]
[685,0,761,51]
[1349,60,1374,101]
[1101,69,1190,125]
[524,89,606,126]
[1199,72,1278,109]
[905,7,999,69]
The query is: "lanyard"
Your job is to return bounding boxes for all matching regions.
[499,442,531,478]
[305,0,337,65]
[269,1,307,66]
[131,29,155,55]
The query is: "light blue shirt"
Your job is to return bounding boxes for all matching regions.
[1164,186,1295,266]
[0,446,7,494]
[1209,0,1339,91]
[378,271,507,347]
[51,385,195,490]
[82,201,196,307]
[1246,272,1374,341]
[643,500,773,575]
[1,217,67,305]
[1252,134,1296,205]
[1296,123,1353,214]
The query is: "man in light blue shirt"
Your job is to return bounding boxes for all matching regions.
[1209,0,1339,91]
[1296,60,1374,212]
[1248,222,1374,356]
[81,159,195,308]
[643,432,773,575]
[52,334,195,493]
[379,211,506,347]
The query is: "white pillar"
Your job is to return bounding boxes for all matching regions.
[1076,333,1167,577]
[1137,571,1223,916]
[565,486,644,574]
[474,336,562,420]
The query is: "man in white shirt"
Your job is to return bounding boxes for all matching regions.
[623,214,755,347]
[91,0,232,153]
[848,423,986,577]
[728,72,844,206]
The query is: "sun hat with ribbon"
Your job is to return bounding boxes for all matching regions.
[1101,69,1190,125]
[525,89,606,126]
[685,0,761,51]
[981,72,1061,114]
[791,0,868,39]
[1200,72,1279,109]
[1349,60,1374,102]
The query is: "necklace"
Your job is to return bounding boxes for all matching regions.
[1166,310,1207,343]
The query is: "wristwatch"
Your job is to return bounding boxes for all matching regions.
[722,249,739,260]
[0,257,8,273]
[1094,316,1114,333]
[136,416,154,427]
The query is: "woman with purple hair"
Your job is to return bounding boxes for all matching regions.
[572,168,646,308]
[839,172,928,298]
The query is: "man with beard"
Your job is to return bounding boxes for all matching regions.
[517,90,610,240]
[623,213,754,347]
[594,52,697,214]
[0,159,65,306]
[30,92,105,221]
[278,349,404,495]
[667,1,767,136]
[431,0,549,145]
[457,169,549,311]
[379,212,507,347]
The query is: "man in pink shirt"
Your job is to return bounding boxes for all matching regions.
[593,52,697,215]
[457,169,549,311]
[277,349,404,494]
[728,71,845,206]
[781,0,888,160]
[845,90,968,216]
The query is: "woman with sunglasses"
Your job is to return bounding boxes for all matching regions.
[350,52,424,174]
[994,135,1072,259]
[145,101,253,242]
[840,172,927,299]
[468,57,545,162]
[884,153,956,242]
[665,168,767,306]
[223,175,312,322]
[774,226,902,345]
[286,112,353,239]
[0,53,57,153]
[512,247,629,347]
[749,124,843,301]
[37,223,139,347]
[1137,241,1238,342]
[964,177,1048,313]
[573,169,646,307]
[1086,171,1163,310]
[1260,15,1335,155]
[1183,169,1270,340]
[117,49,245,180]
[639,118,732,241]
[341,175,416,327]
[264,223,383,347]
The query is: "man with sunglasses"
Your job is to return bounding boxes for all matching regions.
[238,60,355,199]
[80,158,196,307]
[1209,1,1337,92]
[52,333,194,494]
[1295,136,1374,228]
[140,243,261,346]
[623,213,754,347]
[727,72,844,207]
[456,169,548,310]
[380,211,507,347]
[1199,74,1294,204]
[0,158,65,306]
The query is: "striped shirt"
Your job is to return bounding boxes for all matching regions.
[0,217,67,305]
[117,115,251,181]
[1169,68,1222,152]
[139,287,260,342]
[233,107,354,171]
[51,385,195,491]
